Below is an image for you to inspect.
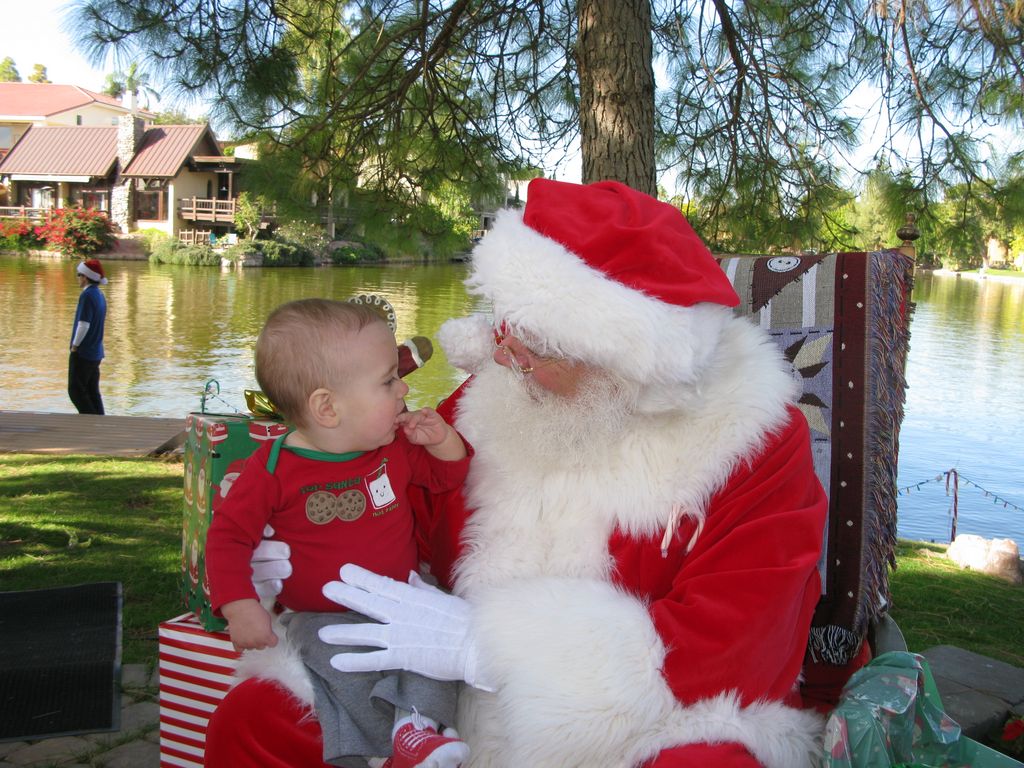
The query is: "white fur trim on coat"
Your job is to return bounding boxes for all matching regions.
[466,208,731,385]
[460,578,821,768]
[231,612,316,708]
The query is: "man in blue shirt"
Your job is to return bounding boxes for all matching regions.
[69,258,108,415]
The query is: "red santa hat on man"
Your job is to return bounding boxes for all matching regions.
[76,258,108,285]
[441,178,741,385]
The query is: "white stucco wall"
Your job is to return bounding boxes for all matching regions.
[48,104,128,127]
[174,171,217,200]
[134,215,173,236]
[172,172,220,235]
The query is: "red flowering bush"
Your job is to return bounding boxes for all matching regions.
[999,714,1024,759]
[0,218,44,250]
[34,208,115,256]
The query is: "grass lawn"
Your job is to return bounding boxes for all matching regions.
[959,267,1024,278]
[2,454,1022,674]
[890,539,1024,668]
[0,453,184,664]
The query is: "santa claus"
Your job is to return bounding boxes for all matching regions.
[206,178,828,768]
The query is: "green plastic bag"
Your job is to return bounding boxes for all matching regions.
[823,651,1023,768]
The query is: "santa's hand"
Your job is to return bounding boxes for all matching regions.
[319,564,494,691]
[251,524,291,599]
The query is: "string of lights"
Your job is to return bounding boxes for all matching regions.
[896,470,1023,514]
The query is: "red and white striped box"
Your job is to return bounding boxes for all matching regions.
[158,612,240,768]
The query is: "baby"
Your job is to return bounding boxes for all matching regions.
[206,298,471,768]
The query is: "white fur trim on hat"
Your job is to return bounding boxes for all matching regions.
[77,260,108,284]
[467,209,731,385]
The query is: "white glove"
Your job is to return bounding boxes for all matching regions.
[251,524,291,599]
[319,564,494,691]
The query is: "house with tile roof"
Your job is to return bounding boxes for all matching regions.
[0,82,154,160]
[0,86,244,239]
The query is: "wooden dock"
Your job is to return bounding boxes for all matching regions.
[0,411,185,457]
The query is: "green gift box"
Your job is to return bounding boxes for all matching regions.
[824,652,1023,767]
[181,411,289,631]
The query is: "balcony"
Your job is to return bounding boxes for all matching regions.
[0,206,48,221]
[177,197,236,224]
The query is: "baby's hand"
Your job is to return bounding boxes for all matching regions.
[397,408,467,461]
[396,407,451,447]
[222,598,278,651]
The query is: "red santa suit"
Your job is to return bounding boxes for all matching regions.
[206,179,828,768]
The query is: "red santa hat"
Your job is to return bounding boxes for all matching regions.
[76,259,108,285]
[451,178,740,384]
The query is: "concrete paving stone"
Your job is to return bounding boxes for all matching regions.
[96,739,159,768]
[117,702,160,735]
[930,673,973,696]
[3,736,92,765]
[148,667,160,689]
[0,744,27,760]
[120,664,150,689]
[84,730,121,748]
[923,645,1024,705]
[143,730,160,744]
[941,688,1013,739]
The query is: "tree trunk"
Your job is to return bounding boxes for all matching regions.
[577,0,656,195]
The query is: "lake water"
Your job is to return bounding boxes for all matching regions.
[0,257,479,416]
[894,272,1024,550]
[1,256,1022,549]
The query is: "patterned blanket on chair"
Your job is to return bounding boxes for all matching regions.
[718,250,915,665]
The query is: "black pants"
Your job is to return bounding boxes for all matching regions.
[68,352,104,415]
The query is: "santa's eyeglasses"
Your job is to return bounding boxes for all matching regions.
[492,320,560,378]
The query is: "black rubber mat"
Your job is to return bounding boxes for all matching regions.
[0,582,122,741]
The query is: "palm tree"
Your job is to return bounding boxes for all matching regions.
[101,62,160,111]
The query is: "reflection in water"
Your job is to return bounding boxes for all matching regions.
[1,258,1022,547]
[0,257,480,416]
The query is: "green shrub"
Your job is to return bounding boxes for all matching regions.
[218,238,313,267]
[940,254,982,271]
[33,208,116,256]
[258,238,314,267]
[137,228,171,256]
[219,242,261,264]
[149,238,220,265]
[329,241,385,265]
[234,192,267,239]
[275,220,328,257]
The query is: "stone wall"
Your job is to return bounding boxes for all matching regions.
[111,115,145,233]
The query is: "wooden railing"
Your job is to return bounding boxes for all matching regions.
[0,206,49,221]
[177,198,237,223]
[179,229,214,245]
[0,207,112,221]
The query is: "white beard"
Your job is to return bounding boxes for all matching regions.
[451,364,679,594]
[481,364,637,470]
[451,317,801,596]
